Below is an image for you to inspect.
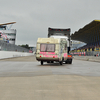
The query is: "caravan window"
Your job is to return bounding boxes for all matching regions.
[40,44,55,52]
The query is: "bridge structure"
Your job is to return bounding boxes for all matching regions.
[70,20,100,56]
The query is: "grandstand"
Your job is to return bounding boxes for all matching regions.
[71,20,100,56]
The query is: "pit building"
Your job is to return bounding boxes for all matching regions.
[0,22,16,44]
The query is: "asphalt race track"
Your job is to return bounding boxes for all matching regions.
[0,56,100,100]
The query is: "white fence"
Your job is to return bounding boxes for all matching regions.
[0,51,34,59]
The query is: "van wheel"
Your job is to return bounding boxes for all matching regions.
[65,61,68,64]
[47,61,50,63]
[41,61,43,65]
[59,61,63,65]
[69,61,72,64]
[51,61,54,63]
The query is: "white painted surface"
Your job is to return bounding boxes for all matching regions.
[0,51,34,59]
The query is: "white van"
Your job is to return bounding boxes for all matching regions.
[36,37,71,65]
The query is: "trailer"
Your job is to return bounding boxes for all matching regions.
[36,37,70,65]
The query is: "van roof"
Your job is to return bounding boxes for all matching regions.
[50,35,68,39]
[37,38,60,43]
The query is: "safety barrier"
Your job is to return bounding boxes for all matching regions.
[0,51,34,59]
[70,51,100,56]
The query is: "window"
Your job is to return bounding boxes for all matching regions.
[12,39,15,41]
[9,38,15,41]
[40,44,55,52]
[40,44,46,52]
[7,33,16,36]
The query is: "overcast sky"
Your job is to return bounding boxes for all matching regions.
[0,0,100,46]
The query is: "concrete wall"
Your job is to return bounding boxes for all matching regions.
[0,51,34,59]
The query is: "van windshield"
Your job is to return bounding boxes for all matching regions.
[40,44,55,52]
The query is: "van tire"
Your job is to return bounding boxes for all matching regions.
[59,61,63,65]
[41,61,43,65]
[65,59,72,64]
[51,61,54,63]
[65,61,68,64]
[69,61,72,64]
[47,61,50,63]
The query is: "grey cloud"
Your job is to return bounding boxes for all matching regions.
[0,0,100,46]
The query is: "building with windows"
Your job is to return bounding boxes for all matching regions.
[0,22,16,44]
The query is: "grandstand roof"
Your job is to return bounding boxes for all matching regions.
[0,22,16,26]
[71,20,100,43]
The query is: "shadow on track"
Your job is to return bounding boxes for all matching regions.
[37,62,72,67]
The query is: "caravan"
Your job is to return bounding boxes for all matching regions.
[36,37,70,65]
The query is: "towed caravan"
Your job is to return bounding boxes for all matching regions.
[36,37,71,65]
